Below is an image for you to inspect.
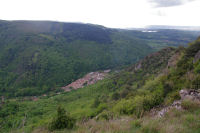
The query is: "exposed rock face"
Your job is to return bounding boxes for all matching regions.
[134,63,142,71]
[179,89,200,101]
[157,101,182,117]
[154,89,200,117]
[61,70,110,91]
[193,50,200,63]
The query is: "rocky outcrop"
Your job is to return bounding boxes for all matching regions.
[179,89,200,101]
[153,89,200,117]
[157,101,182,117]
[134,63,142,71]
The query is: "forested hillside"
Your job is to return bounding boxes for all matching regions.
[1,37,200,133]
[0,20,198,97]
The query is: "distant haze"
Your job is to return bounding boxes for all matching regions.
[0,0,200,28]
[146,25,200,31]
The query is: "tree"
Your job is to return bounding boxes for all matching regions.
[49,106,75,131]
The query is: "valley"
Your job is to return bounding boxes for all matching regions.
[0,20,200,133]
[0,20,199,97]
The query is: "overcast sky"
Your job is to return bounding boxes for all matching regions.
[0,0,200,28]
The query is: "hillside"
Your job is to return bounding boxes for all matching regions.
[0,20,198,97]
[0,20,152,97]
[1,37,200,133]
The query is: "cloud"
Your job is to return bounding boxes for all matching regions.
[149,0,196,7]
[153,10,167,16]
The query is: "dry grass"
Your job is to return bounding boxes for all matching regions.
[138,105,200,133]
[31,102,200,133]
[74,116,133,133]
[32,116,133,133]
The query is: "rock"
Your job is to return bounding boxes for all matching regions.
[179,89,200,101]
[154,89,200,117]
[157,101,182,117]
[179,89,188,99]
[135,63,142,71]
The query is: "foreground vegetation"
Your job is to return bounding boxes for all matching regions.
[44,103,200,133]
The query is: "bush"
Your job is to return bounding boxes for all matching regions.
[95,103,108,114]
[194,61,200,74]
[163,81,174,97]
[91,98,100,108]
[113,99,135,115]
[113,89,164,117]
[191,75,200,90]
[164,90,181,105]
[111,92,120,100]
[120,89,129,98]
[49,106,75,131]
[186,40,200,57]
[96,111,114,120]
[141,89,164,111]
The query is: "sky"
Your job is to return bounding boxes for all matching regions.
[0,0,200,28]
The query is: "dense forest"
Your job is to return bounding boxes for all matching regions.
[0,20,199,97]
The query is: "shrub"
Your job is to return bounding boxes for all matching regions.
[142,89,164,111]
[163,81,174,97]
[120,89,129,98]
[96,111,114,120]
[113,99,135,115]
[186,40,200,57]
[132,96,145,117]
[164,90,181,105]
[113,89,164,117]
[49,106,75,131]
[111,92,120,100]
[95,103,108,114]
[191,75,200,90]
[194,61,200,74]
[91,98,100,108]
